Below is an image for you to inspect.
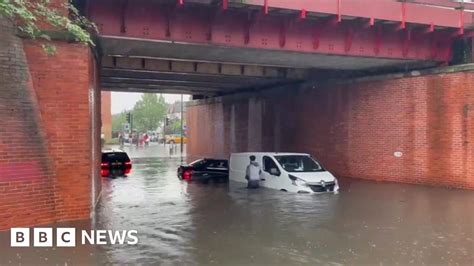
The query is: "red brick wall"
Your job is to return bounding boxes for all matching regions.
[187,70,474,189]
[0,15,100,230]
[24,41,99,224]
[101,91,112,141]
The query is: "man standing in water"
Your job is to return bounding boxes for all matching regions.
[245,155,262,189]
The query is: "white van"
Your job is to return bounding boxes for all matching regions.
[229,153,339,194]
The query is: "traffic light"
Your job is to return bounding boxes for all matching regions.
[126,112,131,124]
[165,117,170,126]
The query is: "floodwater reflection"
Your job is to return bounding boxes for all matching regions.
[95,157,474,265]
[1,156,473,265]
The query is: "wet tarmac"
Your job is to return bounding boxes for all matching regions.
[1,147,473,265]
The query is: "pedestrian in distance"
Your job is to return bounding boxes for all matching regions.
[118,132,124,147]
[139,133,144,147]
[245,155,262,189]
[135,132,140,147]
[144,133,149,147]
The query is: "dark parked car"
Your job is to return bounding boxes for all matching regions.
[177,159,229,182]
[101,149,132,177]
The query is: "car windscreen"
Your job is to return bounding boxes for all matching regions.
[274,155,324,172]
[102,152,130,162]
[189,159,207,168]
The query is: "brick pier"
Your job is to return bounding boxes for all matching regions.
[0,15,101,230]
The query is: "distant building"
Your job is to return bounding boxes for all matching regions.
[167,101,187,120]
[101,91,112,141]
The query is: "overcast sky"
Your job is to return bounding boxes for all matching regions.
[111,92,190,114]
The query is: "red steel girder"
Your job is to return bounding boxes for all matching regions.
[410,0,474,10]
[88,0,455,62]
[263,0,269,15]
[241,0,473,29]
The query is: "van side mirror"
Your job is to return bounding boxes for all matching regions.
[270,168,280,176]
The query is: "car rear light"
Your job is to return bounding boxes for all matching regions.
[183,170,192,180]
[125,161,132,175]
[101,162,109,177]
[100,169,109,177]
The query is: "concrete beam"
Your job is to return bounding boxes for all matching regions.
[101,77,238,89]
[100,68,291,86]
[171,61,195,73]
[102,56,289,78]
[101,84,220,95]
[196,62,219,74]
[102,87,217,96]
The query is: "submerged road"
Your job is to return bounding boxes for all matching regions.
[1,146,473,265]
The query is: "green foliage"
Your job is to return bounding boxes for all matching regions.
[132,94,167,132]
[170,119,184,135]
[112,111,127,133]
[41,43,56,55]
[0,0,96,52]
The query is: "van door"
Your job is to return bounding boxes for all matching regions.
[261,156,282,190]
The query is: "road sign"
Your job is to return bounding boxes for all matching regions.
[123,123,130,131]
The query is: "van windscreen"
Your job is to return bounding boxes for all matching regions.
[274,155,324,172]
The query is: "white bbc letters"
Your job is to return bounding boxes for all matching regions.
[10,228,139,247]
[10,228,30,247]
[56,228,76,247]
[33,228,53,247]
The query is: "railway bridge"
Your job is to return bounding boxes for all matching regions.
[0,0,473,230]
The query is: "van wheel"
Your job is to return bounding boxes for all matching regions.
[280,189,287,192]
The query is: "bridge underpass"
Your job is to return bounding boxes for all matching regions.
[99,56,308,96]
[1,0,474,232]
[1,1,474,264]
[89,0,473,190]
[90,0,471,98]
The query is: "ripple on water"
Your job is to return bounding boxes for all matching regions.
[93,157,474,265]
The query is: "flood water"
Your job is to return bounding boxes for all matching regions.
[1,145,473,265]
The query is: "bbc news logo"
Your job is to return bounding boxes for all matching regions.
[11,228,138,247]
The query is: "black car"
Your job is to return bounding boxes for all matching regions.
[177,159,229,182]
[101,149,132,177]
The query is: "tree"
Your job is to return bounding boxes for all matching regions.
[0,0,95,54]
[112,111,127,133]
[170,118,185,135]
[132,94,167,132]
